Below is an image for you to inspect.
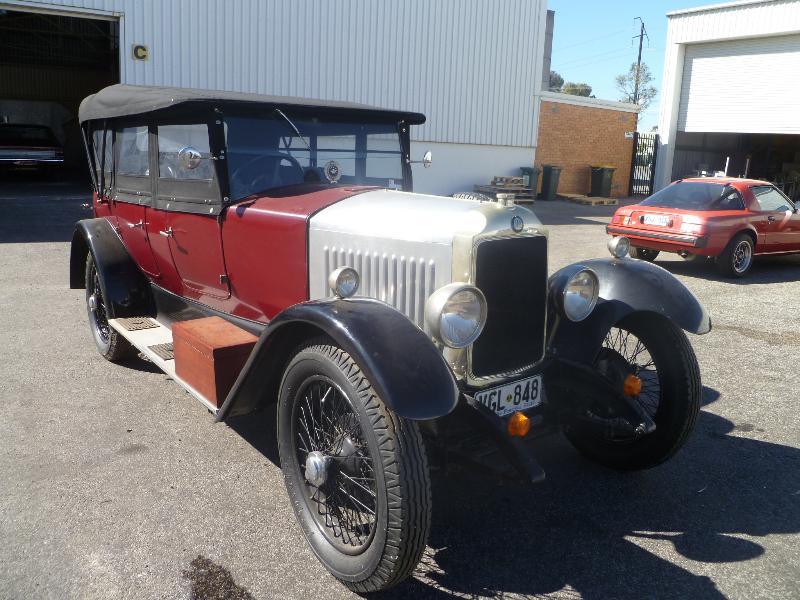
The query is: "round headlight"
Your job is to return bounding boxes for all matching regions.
[563,269,599,322]
[607,236,630,259]
[425,283,487,348]
[328,267,360,298]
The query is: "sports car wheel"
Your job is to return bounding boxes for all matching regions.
[277,342,431,593]
[84,254,134,361]
[716,233,754,278]
[565,313,701,470]
[630,247,660,262]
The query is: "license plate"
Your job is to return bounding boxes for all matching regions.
[474,375,543,417]
[642,214,670,226]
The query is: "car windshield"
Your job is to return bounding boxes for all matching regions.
[0,125,58,146]
[224,111,405,200]
[640,181,740,211]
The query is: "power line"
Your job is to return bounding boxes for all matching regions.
[553,28,628,52]
[553,46,633,68]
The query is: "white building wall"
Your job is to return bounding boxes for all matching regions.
[3,0,548,194]
[654,0,800,189]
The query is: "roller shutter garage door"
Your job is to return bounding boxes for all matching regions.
[678,34,800,134]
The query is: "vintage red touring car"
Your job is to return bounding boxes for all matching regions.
[70,84,710,592]
[608,177,800,277]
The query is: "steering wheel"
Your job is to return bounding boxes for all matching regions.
[231,153,305,194]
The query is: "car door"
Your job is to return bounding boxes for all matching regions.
[112,124,161,278]
[153,121,231,301]
[750,185,800,252]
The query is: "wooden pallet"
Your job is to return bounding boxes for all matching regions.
[561,194,618,206]
[473,184,535,201]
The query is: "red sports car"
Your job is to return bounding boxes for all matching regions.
[607,177,800,277]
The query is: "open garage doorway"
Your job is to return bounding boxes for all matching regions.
[0,8,118,181]
[671,131,800,202]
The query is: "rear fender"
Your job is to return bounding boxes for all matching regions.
[548,257,710,364]
[70,218,153,318]
[217,298,460,421]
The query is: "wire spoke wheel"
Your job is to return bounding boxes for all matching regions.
[278,343,431,592]
[566,313,701,471]
[601,326,661,418]
[83,253,133,361]
[89,268,111,343]
[293,377,378,552]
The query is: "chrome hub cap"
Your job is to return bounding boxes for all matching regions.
[88,294,98,311]
[733,241,752,273]
[304,451,331,487]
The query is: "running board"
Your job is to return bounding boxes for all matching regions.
[108,317,219,416]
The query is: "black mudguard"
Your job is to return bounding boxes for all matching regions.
[69,218,153,318]
[217,297,460,421]
[548,257,711,365]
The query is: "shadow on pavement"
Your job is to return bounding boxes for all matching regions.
[375,386,799,599]
[533,198,639,227]
[656,255,800,285]
[0,179,92,243]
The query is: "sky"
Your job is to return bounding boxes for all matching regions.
[546,0,704,130]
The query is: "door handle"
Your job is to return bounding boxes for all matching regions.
[159,227,174,238]
[128,220,145,229]
[767,215,776,222]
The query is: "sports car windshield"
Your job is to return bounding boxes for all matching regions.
[224,112,404,200]
[641,181,741,211]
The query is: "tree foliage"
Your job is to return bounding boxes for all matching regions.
[549,70,564,92]
[615,62,657,111]
[562,82,593,97]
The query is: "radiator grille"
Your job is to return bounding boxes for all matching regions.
[323,246,436,328]
[471,235,548,378]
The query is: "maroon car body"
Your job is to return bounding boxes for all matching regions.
[69,85,711,593]
[607,177,800,276]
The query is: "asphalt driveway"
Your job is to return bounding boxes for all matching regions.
[1,182,798,599]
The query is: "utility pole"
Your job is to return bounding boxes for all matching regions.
[632,17,649,105]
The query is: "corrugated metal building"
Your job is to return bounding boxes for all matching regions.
[0,0,549,195]
[655,0,800,198]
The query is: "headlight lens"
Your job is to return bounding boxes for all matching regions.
[607,236,630,258]
[425,283,487,348]
[328,266,360,298]
[563,269,599,322]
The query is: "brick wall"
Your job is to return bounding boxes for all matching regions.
[536,99,637,198]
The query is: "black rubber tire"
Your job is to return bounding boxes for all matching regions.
[277,342,431,593]
[715,233,754,278]
[564,313,701,471]
[452,191,493,202]
[630,247,660,262]
[84,254,135,361]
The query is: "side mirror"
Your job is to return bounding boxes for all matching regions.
[422,150,432,169]
[178,146,203,170]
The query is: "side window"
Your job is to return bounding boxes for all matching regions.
[752,185,793,212]
[117,126,149,176]
[715,187,745,210]
[157,124,214,180]
[92,127,113,182]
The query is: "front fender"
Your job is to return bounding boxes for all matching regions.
[548,257,710,364]
[217,297,459,421]
[70,218,153,318]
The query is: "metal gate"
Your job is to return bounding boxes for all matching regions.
[629,132,659,196]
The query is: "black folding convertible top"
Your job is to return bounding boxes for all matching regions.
[79,84,426,125]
